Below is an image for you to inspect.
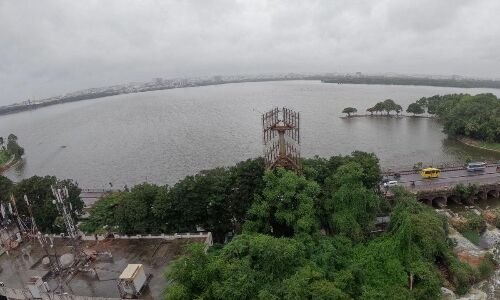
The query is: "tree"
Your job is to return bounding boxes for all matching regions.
[0,175,13,204]
[114,183,165,234]
[373,102,385,115]
[406,103,425,116]
[323,162,380,240]
[244,168,320,237]
[11,176,82,233]
[382,99,398,115]
[0,136,4,149]
[395,104,403,116]
[6,134,24,159]
[366,107,375,116]
[342,107,357,117]
[7,134,17,143]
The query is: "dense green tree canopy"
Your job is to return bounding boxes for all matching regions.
[81,158,265,242]
[411,93,500,142]
[0,175,13,204]
[382,99,398,115]
[368,100,403,116]
[244,168,320,237]
[8,175,82,233]
[406,103,425,115]
[165,181,483,299]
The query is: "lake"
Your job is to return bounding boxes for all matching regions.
[1,80,500,188]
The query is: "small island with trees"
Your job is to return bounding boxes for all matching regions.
[0,133,24,172]
[342,93,500,153]
[342,99,405,118]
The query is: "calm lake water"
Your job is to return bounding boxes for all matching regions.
[1,81,500,188]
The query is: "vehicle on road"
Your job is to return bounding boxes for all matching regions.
[420,167,440,179]
[466,162,486,172]
[383,180,398,187]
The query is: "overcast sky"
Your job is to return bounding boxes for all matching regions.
[1,0,500,105]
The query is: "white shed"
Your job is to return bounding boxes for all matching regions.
[118,264,148,298]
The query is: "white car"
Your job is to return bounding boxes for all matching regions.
[383,180,398,187]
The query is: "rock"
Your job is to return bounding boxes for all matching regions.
[441,287,456,300]
[480,228,500,249]
[456,288,487,300]
[449,226,486,266]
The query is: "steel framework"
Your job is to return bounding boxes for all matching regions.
[262,107,302,172]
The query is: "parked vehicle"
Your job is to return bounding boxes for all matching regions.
[420,168,440,179]
[383,180,398,187]
[466,162,486,172]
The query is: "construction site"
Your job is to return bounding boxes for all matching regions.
[0,186,211,300]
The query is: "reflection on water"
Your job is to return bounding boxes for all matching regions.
[1,81,500,187]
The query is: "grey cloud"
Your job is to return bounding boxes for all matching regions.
[1,0,500,105]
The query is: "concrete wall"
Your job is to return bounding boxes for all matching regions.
[0,286,121,300]
[77,231,213,246]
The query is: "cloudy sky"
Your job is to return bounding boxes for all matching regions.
[1,0,500,105]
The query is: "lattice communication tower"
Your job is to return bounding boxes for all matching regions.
[262,107,302,172]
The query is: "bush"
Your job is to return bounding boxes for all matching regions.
[461,230,481,246]
[478,253,496,280]
[452,211,486,234]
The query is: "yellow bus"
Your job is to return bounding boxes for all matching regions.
[420,167,440,179]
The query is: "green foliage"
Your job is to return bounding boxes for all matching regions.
[461,230,481,246]
[452,183,479,204]
[448,257,479,295]
[5,134,24,159]
[323,162,380,240]
[0,149,10,165]
[453,211,486,234]
[0,175,13,203]
[341,107,357,117]
[412,93,500,142]
[81,158,265,242]
[406,103,425,115]
[244,168,320,237]
[453,183,479,202]
[367,100,403,116]
[478,253,496,280]
[10,175,82,233]
[383,99,398,115]
[165,160,483,299]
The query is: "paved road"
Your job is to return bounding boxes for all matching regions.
[80,189,117,207]
[389,165,500,192]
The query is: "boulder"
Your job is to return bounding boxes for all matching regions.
[441,287,456,300]
[456,288,487,300]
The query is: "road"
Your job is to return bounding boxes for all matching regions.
[391,165,500,192]
[80,188,117,208]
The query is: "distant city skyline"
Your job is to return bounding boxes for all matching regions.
[2,0,500,105]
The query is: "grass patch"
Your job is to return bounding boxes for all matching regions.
[462,230,481,246]
[460,136,500,152]
[475,140,500,151]
[0,149,11,165]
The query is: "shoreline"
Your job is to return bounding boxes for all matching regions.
[3,76,500,117]
[340,114,435,119]
[456,137,500,154]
